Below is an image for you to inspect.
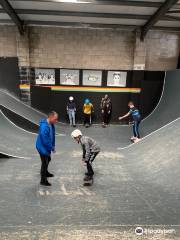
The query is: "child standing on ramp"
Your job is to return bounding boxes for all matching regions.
[119,101,141,143]
[71,129,100,185]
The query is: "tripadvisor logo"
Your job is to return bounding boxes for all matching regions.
[135,227,144,236]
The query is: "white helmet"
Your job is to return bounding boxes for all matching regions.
[69,96,74,101]
[71,129,82,138]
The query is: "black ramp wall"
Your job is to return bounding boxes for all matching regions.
[31,70,164,123]
[141,69,180,135]
[0,57,19,96]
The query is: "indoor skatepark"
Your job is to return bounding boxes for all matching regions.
[0,0,180,239]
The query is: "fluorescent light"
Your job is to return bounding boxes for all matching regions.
[56,0,90,3]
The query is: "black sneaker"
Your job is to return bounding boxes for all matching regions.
[84,176,93,181]
[46,172,54,177]
[40,181,51,186]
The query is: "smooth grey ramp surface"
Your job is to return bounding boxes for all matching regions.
[1,105,39,133]
[121,118,180,224]
[141,70,180,136]
[0,110,36,158]
[0,90,45,125]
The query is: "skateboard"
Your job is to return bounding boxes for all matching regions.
[83,177,93,186]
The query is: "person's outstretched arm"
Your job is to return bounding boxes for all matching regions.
[119,112,130,120]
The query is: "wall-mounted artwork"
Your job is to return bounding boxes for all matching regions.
[35,69,55,85]
[107,71,127,87]
[60,69,79,85]
[83,70,102,86]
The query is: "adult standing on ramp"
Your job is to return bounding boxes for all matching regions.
[36,111,58,186]
[100,94,112,127]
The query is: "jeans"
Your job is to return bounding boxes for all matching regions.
[68,110,76,126]
[86,152,99,176]
[133,120,141,138]
[40,155,51,183]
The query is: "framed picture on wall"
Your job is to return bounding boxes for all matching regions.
[107,71,127,87]
[35,69,55,85]
[83,70,102,86]
[60,69,79,85]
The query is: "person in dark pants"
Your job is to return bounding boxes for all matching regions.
[71,129,100,181]
[119,101,141,143]
[36,111,58,186]
[100,94,112,127]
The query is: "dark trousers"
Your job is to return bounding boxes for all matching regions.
[102,112,111,125]
[84,114,91,125]
[40,155,51,182]
[133,121,141,138]
[86,152,99,176]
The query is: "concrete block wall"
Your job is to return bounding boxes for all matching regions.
[29,27,135,69]
[0,25,179,71]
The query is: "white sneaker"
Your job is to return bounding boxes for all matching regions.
[130,136,136,140]
[134,138,141,143]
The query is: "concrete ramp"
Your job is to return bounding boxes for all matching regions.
[0,90,45,125]
[121,118,180,224]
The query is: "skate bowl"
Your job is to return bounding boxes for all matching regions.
[0,70,180,156]
[0,70,180,238]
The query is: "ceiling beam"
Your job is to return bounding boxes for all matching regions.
[10,0,162,8]
[0,0,24,34]
[165,14,180,20]
[11,9,151,20]
[1,19,180,32]
[168,10,180,13]
[141,0,179,40]
[0,8,178,21]
[25,20,180,31]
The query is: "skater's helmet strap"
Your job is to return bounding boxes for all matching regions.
[71,129,82,138]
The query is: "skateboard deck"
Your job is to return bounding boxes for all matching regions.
[83,178,93,186]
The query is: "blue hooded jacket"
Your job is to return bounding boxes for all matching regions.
[36,119,55,156]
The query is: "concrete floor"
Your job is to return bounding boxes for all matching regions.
[0,118,180,239]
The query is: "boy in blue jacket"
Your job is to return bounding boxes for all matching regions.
[36,111,58,186]
[119,101,141,143]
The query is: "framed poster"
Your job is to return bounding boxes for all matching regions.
[83,70,102,86]
[107,71,127,87]
[35,69,55,85]
[60,69,79,85]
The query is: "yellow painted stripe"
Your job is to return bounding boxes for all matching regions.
[19,84,30,90]
[51,86,141,93]
[30,85,141,93]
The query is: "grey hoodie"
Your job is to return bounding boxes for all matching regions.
[80,136,100,161]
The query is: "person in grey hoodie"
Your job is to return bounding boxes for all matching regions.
[71,129,100,181]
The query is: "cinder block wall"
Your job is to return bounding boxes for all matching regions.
[0,25,179,71]
[29,27,135,69]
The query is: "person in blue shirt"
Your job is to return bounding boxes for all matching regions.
[119,101,141,143]
[36,111,58,186]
